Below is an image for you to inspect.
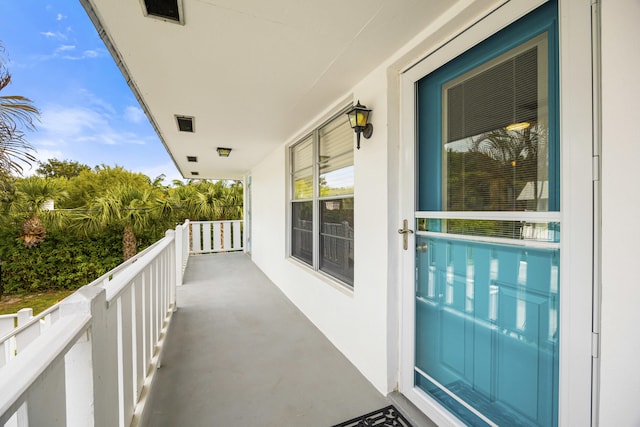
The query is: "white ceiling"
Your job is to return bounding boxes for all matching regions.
[82,0,483,180]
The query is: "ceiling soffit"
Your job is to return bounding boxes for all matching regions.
[83,0,474,179]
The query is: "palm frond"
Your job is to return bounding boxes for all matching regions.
[0,59,40,175]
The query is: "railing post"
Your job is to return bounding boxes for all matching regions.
[15,308,35,357]
[16,308,32,327]
[174,225,183,288]
[60,286,117,427]
[183,219,190,257]
[166,230,177,312]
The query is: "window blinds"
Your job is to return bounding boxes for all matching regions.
[446,47,538,143]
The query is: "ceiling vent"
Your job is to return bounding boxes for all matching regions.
[191,171,199,176]
[175,115,194,133]
[187,156,198,162]
[141,0,183,24]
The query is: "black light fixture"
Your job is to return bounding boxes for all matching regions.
[217,147,232,157]
[346,100,373,149]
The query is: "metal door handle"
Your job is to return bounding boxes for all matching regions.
[398,219,414,250]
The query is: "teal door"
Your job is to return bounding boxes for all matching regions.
[414,3,560,426]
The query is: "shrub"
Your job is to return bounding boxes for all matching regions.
[0,229,123,294]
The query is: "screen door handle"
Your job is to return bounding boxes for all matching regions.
[397,219,414,250]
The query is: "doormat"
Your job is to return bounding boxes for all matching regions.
[331,405,413,427]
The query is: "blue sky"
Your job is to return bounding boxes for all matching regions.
[0,1,182,183]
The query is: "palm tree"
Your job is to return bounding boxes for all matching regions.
[190,180,244,220]
[10,176,69,247]
[150,174,166,189]
[75,184,155,260]
[191,182,223,220]
[218,180,243,220]
[0,43,39,176]
[159,181,197,225]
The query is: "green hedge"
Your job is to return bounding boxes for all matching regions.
[0,230,123,295]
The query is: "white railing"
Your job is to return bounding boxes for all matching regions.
[176,220,189,283]
[189,220,244,254]
[0,306,61,369]
[0,223,190,427]
[0,221,191,371]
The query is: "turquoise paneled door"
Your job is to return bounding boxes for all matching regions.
[414,2,559,426]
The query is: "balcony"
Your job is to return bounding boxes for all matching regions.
[0,221,433,427]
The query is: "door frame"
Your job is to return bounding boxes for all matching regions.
[397,0,594,425]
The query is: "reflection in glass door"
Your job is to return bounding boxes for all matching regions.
[414,3,559,426]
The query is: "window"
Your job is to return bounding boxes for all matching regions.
[290,108,354,286]
[442,35,550,214]
[419,33,558,241]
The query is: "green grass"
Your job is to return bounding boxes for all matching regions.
[0,290,75,315]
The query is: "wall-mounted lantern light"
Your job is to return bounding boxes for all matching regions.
[346,100,373,150]
[216,147,232,157]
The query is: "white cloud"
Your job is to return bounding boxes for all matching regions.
[40,31,66,40]
[74,130,147,146]
[39,106,107,138]
[32,103,153,150]
[20,148,66,177]
[61,49,103,61]
[78,89,116,115]
[21,90,172,177]
[124,106,145,124]
[140,162,185,185]
[56,13,67,21]
[33,148,66,164]
[31,40,102,62]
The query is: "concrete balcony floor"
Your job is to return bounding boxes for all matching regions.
[144,252,435,427]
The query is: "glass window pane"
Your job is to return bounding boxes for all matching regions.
[320,151,353,175]
[320,159,353,197]
[319,198,354,285]
[442,36,549,212]
[415,237,560,427]
[292,201,313,265]
[319,117,353,159]
[292,136,313,173]
[446,47,538,141]
[320,114,353,197]
[293,167,313,199]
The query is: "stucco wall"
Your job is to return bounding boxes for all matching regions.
[247,1,519,400]
[599,0,640,425]
[250,67,392,394]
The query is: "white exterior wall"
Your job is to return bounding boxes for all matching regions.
[250,68,391,393]
[248,1,515,400]
[599,0,640,425]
